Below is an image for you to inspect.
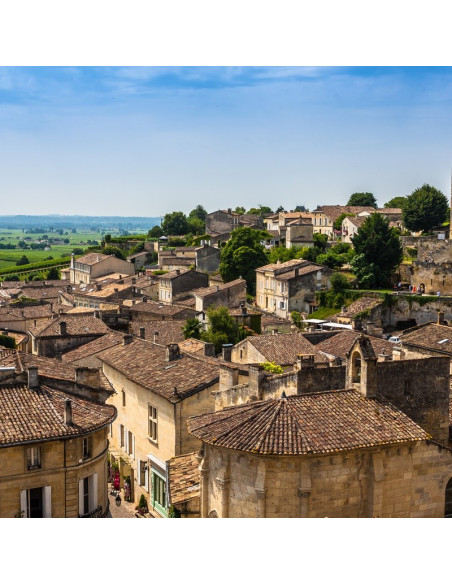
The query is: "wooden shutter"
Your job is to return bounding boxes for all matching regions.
[20,490,27,518]
[78,479,84,516]
[43,486,52,518]
[124,427,129,453]
[92,473,98,511]
[144,463,149,492]
[132,434,135,459]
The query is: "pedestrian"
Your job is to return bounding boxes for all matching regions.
[409,285,412,292]
[437,290,441,297]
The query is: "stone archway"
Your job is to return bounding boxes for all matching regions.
[445,477,452,517]
[351,351,361,383]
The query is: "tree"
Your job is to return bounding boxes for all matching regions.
[148,225,163,238]
[347,192,377,208]
[275,206,286,213]
[219,227,268,294]
[104,234,112,243]
[295,205,307,212]
[183,318,202,340]
[188,205,207,222]
[46,267,60,280]
[162,212,189,235]
[402,184,448,232]
[0,334,15,349]
[234,206,246,215]
[384,196,406,209]
[248,205,273,216]
[350,213,402,288]
[72,248,83,255]
[103,245,126,259]
[187,216,205,235]
[201,306,240,353]
[16,255,29,266]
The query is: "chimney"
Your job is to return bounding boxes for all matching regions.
[123,334,133,346]
[139,327,145,339]
[175,270,180,275]
[341,305,347,314]
[437,311,445,325]
[143,297,148,303]
[240,302,247,316]
[166,343,180,362]
[392,347,405,361]
[59,321,67,336]
[75,367,100,388]
[64,399,73,425]
[3,328,8,336]
[94,310,100,318]
[222,344,233,362]
[219,364,239,391]
[132,277,136,284]
[114,288,119,294]
[227,208,232,214]
[70,253,75,268]
[248,365,265,398]
[55,351,62,361]
[27,366,39,389]
[204,342,216,357]
[296,354,315,370]
[153,331,159,343]
[95,283,101,291]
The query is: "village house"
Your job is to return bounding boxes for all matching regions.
[0,366,116,518]
[128,298,198,322]
[126,250,150,271]
[0,303,54,338]
[401,320,452,371]
[69,252,134,285]
[128,320,185,346]
[263,212,314,249]
[255,259,333,319]
[341,209,403,243]
[158,269,209,304]
[72,279,138,309]
[311,205,376,238]
[98,337,220,517]
[194,279,246,315]
[206,209,263,245]
[187,337,452,517]
[158,244,220,273]
[29,313,111,358]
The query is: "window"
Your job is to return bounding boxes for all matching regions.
[151,469,167,516]
[20,486,51,518]
[279,301,285,310]
[139,460,149,491]
[120,424,125,448]
[122,390,126,407]
[127,431,134,457]
[27,446,41,470]
[82,437,91,459]
[148,405,158,443]
[445,477,452,517]
[78,473,98,517]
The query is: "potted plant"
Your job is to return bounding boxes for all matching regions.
[135,494,148,515]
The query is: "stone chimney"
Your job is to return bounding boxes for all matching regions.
[295,354,315,370]
[392,347,405,361]
[139,327,145,339]
[341,305,347,314]
[240,302,247,316]
[219,364,239,391]
[64,399,73,425]
[204,343,216,357]
[132,277,136,284]
[142,297,148,303]
[222,344,233,362]
[75,367,100,388]
[59,321,67,336]
[123,334,133,346]
[175,270,180,276]
[248,365,265,399]
[95,283,101,291]
[153,331,159,343]
[27,366,39,389]
[70,253,75,268]
[166,343,180,362]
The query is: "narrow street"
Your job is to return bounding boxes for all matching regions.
[107,489,138,518]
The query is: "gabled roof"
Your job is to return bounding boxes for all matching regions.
[402,323,452,355]
[315,330,394,360]
[188,391,430,456]
[311,206,376,222]
[29,313,110,338]
[98,338,219,402]
[168,452,200,506]
[129,321,185,345]
[74,253,112,265]
[193,279,246,298]
[236,332,329,365]
[0,383,116,447]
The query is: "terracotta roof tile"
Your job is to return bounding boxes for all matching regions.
[188,391,429,455]
[168,452,200,505]
[129,321,185,345]
[315,331,394,360]
[0,383,116,446]
[29,313,110,338]
[402,323,452,355]
[237,332,329,365]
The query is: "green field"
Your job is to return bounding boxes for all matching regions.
[0,228,104,269]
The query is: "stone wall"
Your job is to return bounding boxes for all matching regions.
[201,441,452,517]
[196,245,220,273]
[170,270,209,298]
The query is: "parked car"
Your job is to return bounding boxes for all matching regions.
[388,336,401,343]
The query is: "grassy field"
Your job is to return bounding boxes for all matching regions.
[0,228,104,269]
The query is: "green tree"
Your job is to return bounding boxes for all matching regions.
[162,212,189,235]
[329,272,349,292]
[350,213,403,288]
[384,196,406,209]
[219,227,268,294]
[188,205,207,222]
[16,255,29,266]
[333,213,354,231]
[233,206,246,215]
[46,267,60,280]
[267,245,297,264]
[201,306,240,353]
[313,233,328,252]
[402,184,448,232]
[295,205,307,212]
[103,246,126,259]
[187,216,205,235]
[72,248,84,255]
[347,192,377,208]
[0,334,15,349]
[183,318,202,340]
[275,206,286,213]
[248,205,273,216]
[148,225,164,238]
[104,234,112,243]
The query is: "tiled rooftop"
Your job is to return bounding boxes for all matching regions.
[315,331,394,360]
[0,382,116,446]
[75,253,111,265]
[402,323,452,355]
[29,313,110,338]
[335,296,383,320]
[193,278,246,298]
[188,390,429,456]
[129,321,185,345]
[168,452,200,506]
[98,338,219,402]
[238,332,329,365]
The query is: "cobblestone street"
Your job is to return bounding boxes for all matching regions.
[107,489,138,518]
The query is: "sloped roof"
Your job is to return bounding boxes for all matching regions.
[98,338,218,402]
[401,323,452,356]
[193,279,246,298]
[75,253,111,265]
[168,452,200,505]
[315,331,394,360]
[29,314,110,338]
[129,321,185,345]
[311,206,376,222]
[239,332,329,365]
[0,383,116,447]
[188,391,429,456]
[62,332,124,363]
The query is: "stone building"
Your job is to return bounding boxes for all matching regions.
[70,253,134,285]
[158,244,220,273]
[255,259,333,319]
[206,209,263,245]
[0,367,116,518]
[263,212,314,249]
[99,337,220,517]
[158,269,209,304]
[187,337,452,517]
[194,279,246,315]
[128,298,197,322]
[29,313,111,358]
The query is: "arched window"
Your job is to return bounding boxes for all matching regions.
[208,509,219,518]
[445,478,452,517]
[352,351,361,384]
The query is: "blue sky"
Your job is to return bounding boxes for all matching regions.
[1,66,452,216]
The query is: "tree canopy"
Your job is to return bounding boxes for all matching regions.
[248,205,273,216]
[183,318,202,340]
[148,225,163,238]
[347,192,377,208]
[103,246,126,260]
[219,227,268,294]
[200,306,241,353]
[350,213,402,288]
[162,211,189,235]
[384,196,406,209]
[402,184,448,232]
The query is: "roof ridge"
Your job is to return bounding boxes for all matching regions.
[252,399,286,453]
[286,398,312,453]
